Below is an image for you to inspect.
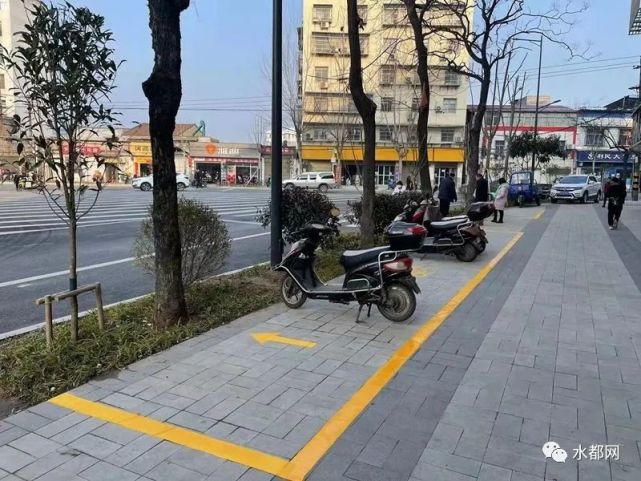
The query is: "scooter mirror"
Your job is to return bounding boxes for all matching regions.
[330,207,341,217]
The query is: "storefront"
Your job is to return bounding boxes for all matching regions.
[130,142,152,177]
[575,150,637,177]
[301,145,465,187]
[190,142,261,185]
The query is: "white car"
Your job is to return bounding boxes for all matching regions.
[282,172,338,193]
[550,175,602,204]
[132,173,190,191]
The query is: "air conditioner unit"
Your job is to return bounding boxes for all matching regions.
[319,81,329,90]
[435,106,443,113]
[454,137,462,143]
[334,47,342,53]
[404,77,413,85]
[305,133,312,141]
[321,21,330,30]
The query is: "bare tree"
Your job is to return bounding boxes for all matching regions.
[402,0,434,195]
[423,0,586,203]
[143,0,190,328]
[347,0,377,247]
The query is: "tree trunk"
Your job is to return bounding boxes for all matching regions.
[68,220,79,341]
[404,0,432,196]
[466,69,491,204]
[143,0,189,328]
[347,0,377,247]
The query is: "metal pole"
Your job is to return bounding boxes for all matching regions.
[531,36,543,188]
[271,0,283,266]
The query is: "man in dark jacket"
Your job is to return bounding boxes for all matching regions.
[438,172,457,217]
[605,176,626,229]
[475,173,489,202]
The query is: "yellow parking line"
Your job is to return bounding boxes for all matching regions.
[279,231,524,481]
[49,393,289,477]
[534,210,544,220]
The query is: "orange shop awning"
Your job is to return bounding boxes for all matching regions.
[301,145,464,163]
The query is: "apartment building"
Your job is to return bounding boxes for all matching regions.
[299,0,469,187]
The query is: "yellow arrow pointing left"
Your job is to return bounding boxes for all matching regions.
[251,332,316,349]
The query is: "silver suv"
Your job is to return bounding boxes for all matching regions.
[282,172,338,193]
[550,175,602,204]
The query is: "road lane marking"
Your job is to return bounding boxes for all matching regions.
[0,262,269,340]
[279,231,524,481]
[251,332,317,349]
[534,210,544,220]
[0,233,269,288]
[49,393,289,477]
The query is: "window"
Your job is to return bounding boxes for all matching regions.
[411,97,420,111]
[315,67,329,85]
[383,38,397,58]
[347,98,358,113]
[444,70,459,86]
[619,128,632,146]
[383,5,403,26]
[558,140,566,152]
[346,127,362,141]
[380,126,394,142]
[312,34,332,54]
[442,98,457,114]
[495,139,505,158]
[313,129,328,140]
[320,173,335,179]
[0,74,5,90]
[357,4,368,24]
[313,96,328,112]
[381,97,394,112]
[441,128,455,144]
[585,128,603,147]
[312,5,332,23]
[380,66,395,85]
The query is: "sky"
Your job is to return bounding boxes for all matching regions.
[71,0,641,142]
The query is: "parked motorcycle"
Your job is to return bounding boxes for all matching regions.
[191,178,208,188]
[393,200,494,262]
[277,209,425,323]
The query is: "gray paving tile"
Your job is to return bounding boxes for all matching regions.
[9,433,61,457]
[68,434,122,458]
[145,460,206,481]
[167,447,224,475]
[77,461,139,481]
[0,445,36,473]
[124,441,180,475]
[5,411,51,431]
[33,453,98,481]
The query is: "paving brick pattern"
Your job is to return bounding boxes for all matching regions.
[1,210,529,480]
[406,205,641,481]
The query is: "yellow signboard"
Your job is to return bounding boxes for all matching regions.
[130,142,152,157]
[301,145,464,163]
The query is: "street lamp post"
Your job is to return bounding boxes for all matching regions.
[271,0,283,266]
[531,35,543,188]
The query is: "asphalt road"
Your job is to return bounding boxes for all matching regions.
[0,185,360,337]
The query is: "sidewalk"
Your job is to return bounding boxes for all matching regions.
[1,204,640,481]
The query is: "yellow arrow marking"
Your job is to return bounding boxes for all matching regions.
[413,266,429,278]
[251,332,316,349]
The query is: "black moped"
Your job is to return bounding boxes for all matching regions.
[276,212,425,323]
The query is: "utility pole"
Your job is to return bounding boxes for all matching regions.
[271,0,283,265]
[531,35,543,188]
[631,58,641,200]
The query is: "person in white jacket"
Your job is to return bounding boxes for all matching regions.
[492,177,508,223]
[392,181,406,195]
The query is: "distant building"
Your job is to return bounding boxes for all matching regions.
[631,0,641,34]
[266,128,297,148]
[470,96,576,182]
[300,0,470,187]
[573,96,637,178]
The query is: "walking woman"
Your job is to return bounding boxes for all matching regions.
[605,176,626,229]
[492,177,508,223]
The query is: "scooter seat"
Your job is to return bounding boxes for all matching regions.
[429,218,469,231]
[340,246,392,270]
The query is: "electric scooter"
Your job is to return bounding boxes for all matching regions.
[276,209,425,323]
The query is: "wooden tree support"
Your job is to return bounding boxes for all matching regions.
[35,283,105,348]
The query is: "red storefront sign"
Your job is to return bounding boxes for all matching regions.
[261,146,296,156]
[61,144,103,156]
[193,157,259,165]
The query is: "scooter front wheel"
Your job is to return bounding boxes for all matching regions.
[455,242,479,262]
[280,275,307,309]
[377,283,416,323]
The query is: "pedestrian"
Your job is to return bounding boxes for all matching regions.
[438,172,457,217]
[602,176,613,207]
[474,172,489,202]
[13,172,20,191]
[392,181,405,195]
[605,176,626,230]
[406,176,414,191]
[492,177,508,224]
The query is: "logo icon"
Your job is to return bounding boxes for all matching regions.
[542,442,567,463]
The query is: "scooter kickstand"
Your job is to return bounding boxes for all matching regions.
[367,303,372,318]
[356,304,365,323]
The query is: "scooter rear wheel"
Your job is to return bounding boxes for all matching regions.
[455,242,479,262]
[281,275,307,309]
[377,283,416,323]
